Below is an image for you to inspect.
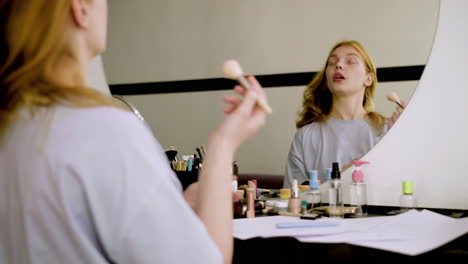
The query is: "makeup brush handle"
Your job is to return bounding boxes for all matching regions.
[256,97,273,114]
[396,101,404,109]
[237,76,272,115]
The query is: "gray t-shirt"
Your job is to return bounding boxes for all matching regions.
[284,117,387,188]
[0,106,221,264]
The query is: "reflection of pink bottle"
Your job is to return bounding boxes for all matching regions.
[349,161,370,216]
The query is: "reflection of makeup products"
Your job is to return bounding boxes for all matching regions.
[329,162,344,218]
[275,200,289,213]
[246,192,255,218]
[303,170,322,209]
[311,206,357,216]
[237,190,245,200]
[196,147,203,163]
[165,146,178,164]
[400,181,417,212]
[232,161,238,176]
[350,161,370,216]
[232,179,238,193]
[222,59,273,114]
[300,213,321,220]
[289,179,302,214]
[386,92,404,109]
[247,180,257,199]
[278,211,302,217]
[280,188,291,200]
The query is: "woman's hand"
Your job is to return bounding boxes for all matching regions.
[183,179,241,211]
[387,99,407,129]
[208,76,268,152]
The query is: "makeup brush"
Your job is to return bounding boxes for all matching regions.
[165,146,178,162]
[222,59,273,114]
[386,92,404,109]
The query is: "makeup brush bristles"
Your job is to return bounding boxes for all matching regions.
[222,60,243,79]
[386,92,404,109]
[222,59,273,114]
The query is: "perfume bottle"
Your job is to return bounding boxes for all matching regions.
[328,162,343,218]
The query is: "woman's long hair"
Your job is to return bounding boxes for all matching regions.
[296,40,386,135]
[0,0,115,137]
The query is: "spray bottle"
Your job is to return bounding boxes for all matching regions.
[303,170,321,209]
[349,160,370,216]
[320,167,332,204]
[328,162,343,218]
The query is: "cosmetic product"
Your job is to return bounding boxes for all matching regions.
[187,158,193,171]
[250,179,258,198]
[232,161,238,176]
[247,181,257,199]
[246,192,255,218]
[311,206,357,216]
[400,181,417,212]
[386,91,404,109]
[265,200,276,211]
[301,200,308,214]
[280,188,291,200]
[237,190,245,200]
[222,59,273,114]
[349,160,370,216]
[278,211,302,217]
[320,168,332,204]
[303,170,322,209]
[300,213,321,220]
[274,200,289,213]
[200,146,206,157]
[289,179,302,214]
[299,185,310,193]
[329,162,344,218]
[165,146,178,162]
[196,147,203,163]
[232,179,238,193]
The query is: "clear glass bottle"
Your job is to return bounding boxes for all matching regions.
[349,161,370,216]
[303,170,321,209]
[400,181,416,212]
[320,167,332,205]
[328,162,344,218]
[349,182,367,216]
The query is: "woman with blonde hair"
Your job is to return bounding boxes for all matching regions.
[0,0,267,263]
[284,40,401,188]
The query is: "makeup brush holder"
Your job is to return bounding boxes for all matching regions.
[175,169,199,190]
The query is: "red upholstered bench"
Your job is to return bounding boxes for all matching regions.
[237,173,284,189]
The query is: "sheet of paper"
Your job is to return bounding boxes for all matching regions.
[233,210,468,256]
[233,214,391,240]
[346,210,468,256]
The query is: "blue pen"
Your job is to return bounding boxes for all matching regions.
[276,222,339,229]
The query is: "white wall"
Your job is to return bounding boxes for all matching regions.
[102,0,439,176]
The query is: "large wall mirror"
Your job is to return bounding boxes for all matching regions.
[102,0,440,176]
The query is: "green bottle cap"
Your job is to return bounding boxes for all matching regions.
[402,181,414,194]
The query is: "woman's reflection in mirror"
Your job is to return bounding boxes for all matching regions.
[283,40,405,188]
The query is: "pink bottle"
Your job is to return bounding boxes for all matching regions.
[350,160,370,216]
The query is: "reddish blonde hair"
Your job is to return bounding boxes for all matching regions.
[296,40,386,134]
[0,0,116,137]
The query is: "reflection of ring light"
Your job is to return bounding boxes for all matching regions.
[344,0,468,210]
